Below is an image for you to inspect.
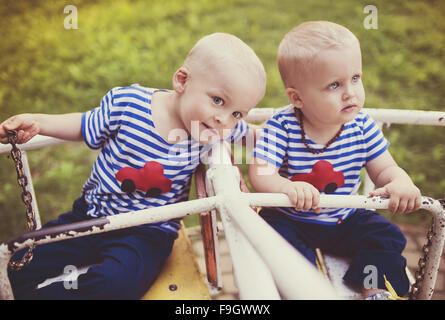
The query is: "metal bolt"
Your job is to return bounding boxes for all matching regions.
[169,284,178,291]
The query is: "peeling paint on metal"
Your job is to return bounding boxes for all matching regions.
[0,244,14,300]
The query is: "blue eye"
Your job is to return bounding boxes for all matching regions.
[232,111,242,119]
[352,75,361,83]
[213,96,224,106]
[328,82,339,90]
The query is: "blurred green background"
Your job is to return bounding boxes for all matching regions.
[1,0,444,242]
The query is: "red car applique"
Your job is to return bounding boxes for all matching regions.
[116,161,172,197]
[290,160,344,194]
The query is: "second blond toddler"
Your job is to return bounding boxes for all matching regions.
[249,21,421,300]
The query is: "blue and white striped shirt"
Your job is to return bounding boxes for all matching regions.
[81,85,249,234]
[253,105,389,225]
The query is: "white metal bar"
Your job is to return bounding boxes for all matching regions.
[218,199,280,299]
[0,245,13,300]
[0,135,69,155]
[244,192,436,211]
[416,200,445,300]
[1,135,68,231]
[207,142,281,299]
[0,195,220,300]
[244,192,445,300]
[203,173,223,294]
[1,107,443,156]
[245,107,445,126]
[0,107,442,156]
[20,151,42,229]
[8,196,219,253]
[364,108,445,126]
[208,142,340,299]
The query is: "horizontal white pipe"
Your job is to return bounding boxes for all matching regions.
[365,108,445,126]
[244,192,445,300]
[0,194,219,300]
[0,135,70,155]
[10,196,219,253]
[2,107,443,155]
[243,192,440,211]
[245,107,445,126]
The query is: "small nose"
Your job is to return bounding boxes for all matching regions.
[342,84,355,100]
[214,112,231,127]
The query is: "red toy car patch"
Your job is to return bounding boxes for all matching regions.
[116,161,172,197]
[290,160,344,194]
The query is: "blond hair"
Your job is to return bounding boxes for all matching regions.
[183,33,266,92]
[278,21,359,88]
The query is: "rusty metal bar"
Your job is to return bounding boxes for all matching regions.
[0,196,218,299]
[195,163,221,292]
[244,192,445,299]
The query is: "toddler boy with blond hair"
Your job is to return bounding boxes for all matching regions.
[1,32,266,299]
[249,21,421,299]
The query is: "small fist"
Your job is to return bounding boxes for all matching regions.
[280,181,321,214]
[0,114,40,144]
[370,182,422,214]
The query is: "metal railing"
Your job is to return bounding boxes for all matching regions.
[0,107,445,300]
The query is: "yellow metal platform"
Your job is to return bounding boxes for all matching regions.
[142,225,211,300]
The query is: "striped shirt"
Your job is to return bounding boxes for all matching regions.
[253,105,389,225]
[81,85,249,234]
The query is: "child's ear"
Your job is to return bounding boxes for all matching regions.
[172,67,189,93]
[285,87,303,109]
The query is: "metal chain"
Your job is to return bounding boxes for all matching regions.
[408,221,435,300]
[5,130,37,271]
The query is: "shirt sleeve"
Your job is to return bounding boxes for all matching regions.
[362,113,390,162]
[253,115,289,168]
[226,119,250,143]
[81,88,122,150]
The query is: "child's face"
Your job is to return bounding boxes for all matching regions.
[176,63,263,144]
[292,43,365,128]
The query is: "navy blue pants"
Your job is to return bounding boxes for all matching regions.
[8,197,176,300]
[260,208,410,296]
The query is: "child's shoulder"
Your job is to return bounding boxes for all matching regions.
[102,84,158,114]
[348,111,377,129]
[343,111,386,142]
[354,110,371,121]
[269,104,298,125]
[109,84,155,100]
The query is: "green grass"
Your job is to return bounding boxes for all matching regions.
[1,0,444,241]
